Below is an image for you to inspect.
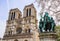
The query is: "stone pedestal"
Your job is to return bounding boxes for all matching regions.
[39,32,57,41]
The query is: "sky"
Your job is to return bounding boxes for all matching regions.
[0,0,41,38]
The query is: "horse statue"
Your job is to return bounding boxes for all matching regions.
[39,12,56,32]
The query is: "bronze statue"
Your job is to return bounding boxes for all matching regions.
[39,12,56,32]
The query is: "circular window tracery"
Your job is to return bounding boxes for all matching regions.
[16,28,22,34]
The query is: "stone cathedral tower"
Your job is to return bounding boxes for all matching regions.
[3,8,23,38]
[23,4,39,41]
[1,4,39,41]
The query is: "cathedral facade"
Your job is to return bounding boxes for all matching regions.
[0,4,40,41]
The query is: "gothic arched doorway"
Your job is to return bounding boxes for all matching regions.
[25,40,28,41]
[14,39,18,41]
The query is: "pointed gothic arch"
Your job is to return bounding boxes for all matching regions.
[25,40,28,41]
[14,39,18,41]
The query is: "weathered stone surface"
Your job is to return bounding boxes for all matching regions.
[39,32,57,41]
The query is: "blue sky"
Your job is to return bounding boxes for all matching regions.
[0,0,41,38]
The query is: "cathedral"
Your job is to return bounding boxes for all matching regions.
[0,4,40,41]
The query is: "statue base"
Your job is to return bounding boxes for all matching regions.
[39,32,57,41]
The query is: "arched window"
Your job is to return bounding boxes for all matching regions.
[28,29,30,33]
[29,8,31,16]
[26,9,28,17]
[8,31,10,35]
[8,30,12,35]
[11,12,15,20]
[11,12,13,20]
[13,12,15,19]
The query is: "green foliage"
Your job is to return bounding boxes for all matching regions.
[57,39,60,41]
[57,40,60,41]
[55,25,60,29]
[55,25,60,39]
[55,25,60,33]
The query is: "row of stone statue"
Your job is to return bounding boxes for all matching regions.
[39,12,56,32]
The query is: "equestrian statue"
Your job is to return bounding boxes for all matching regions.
[39,12,56,32]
